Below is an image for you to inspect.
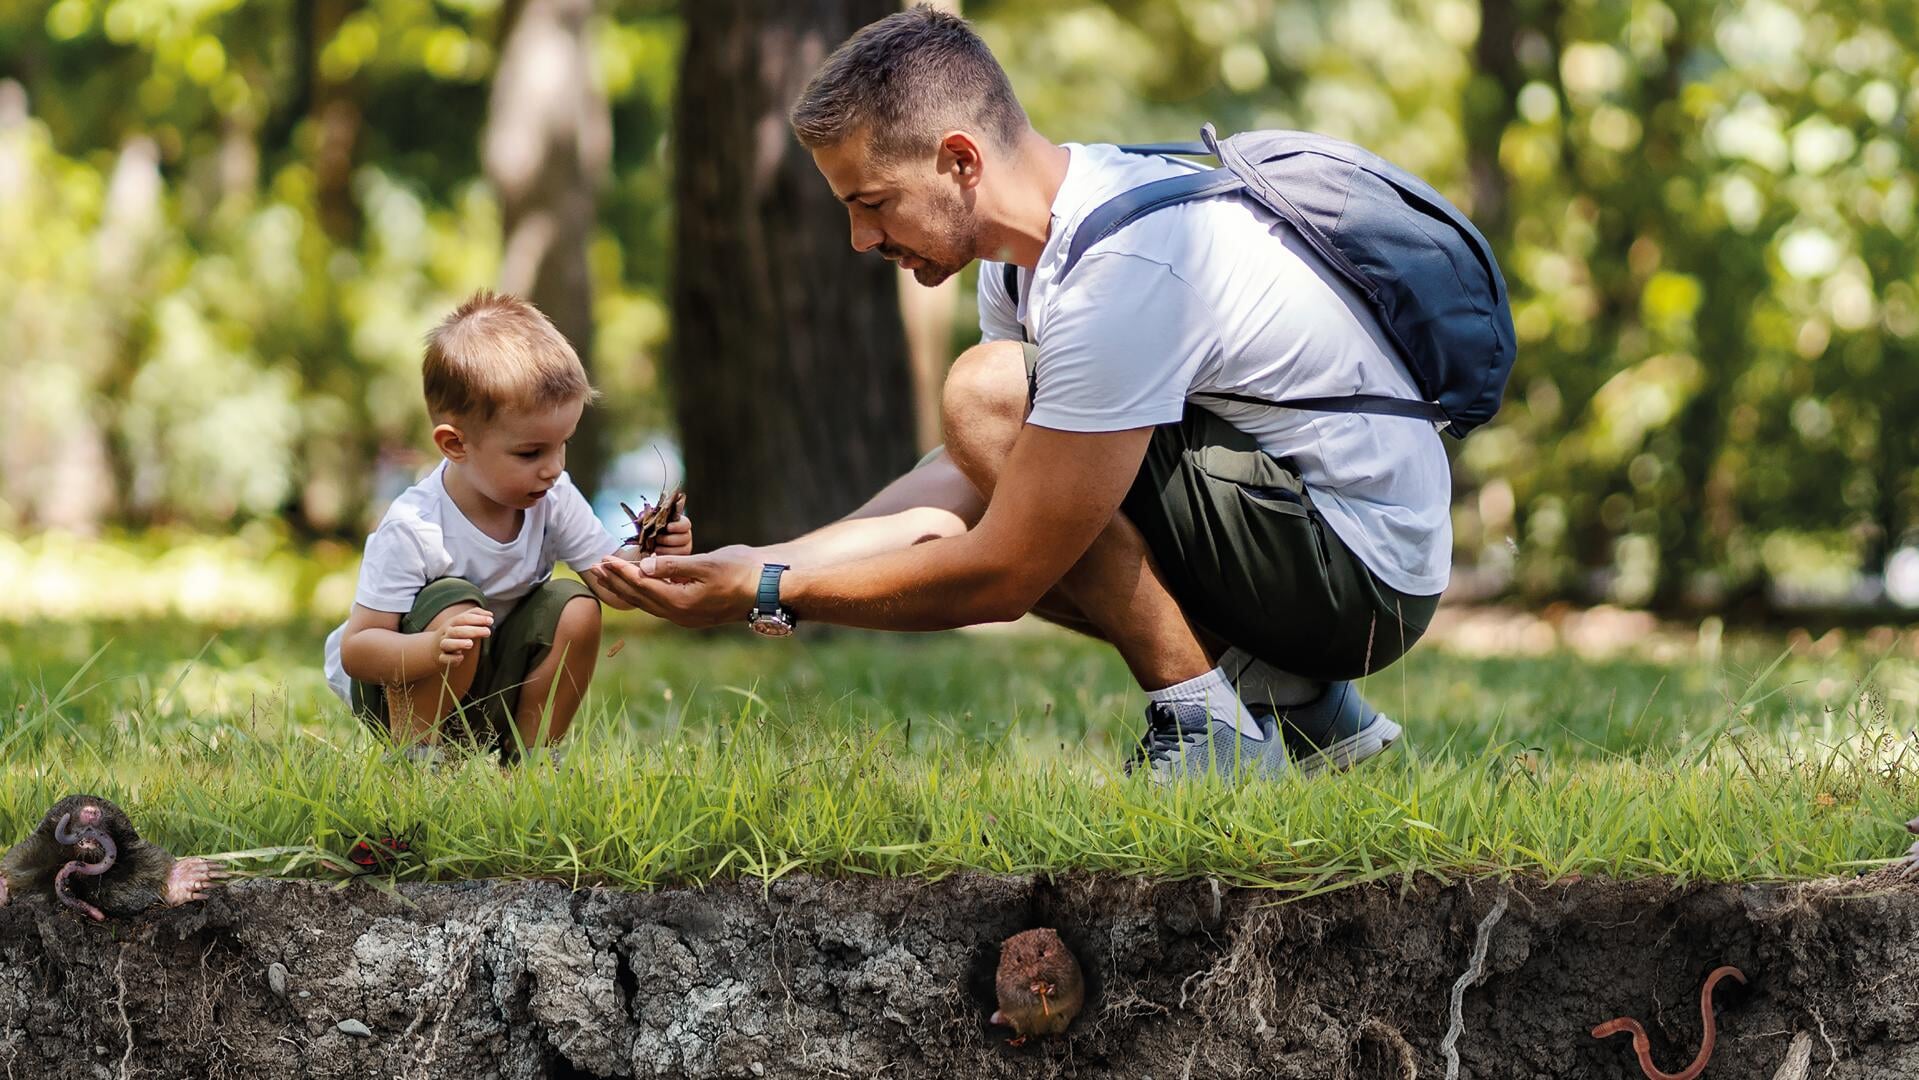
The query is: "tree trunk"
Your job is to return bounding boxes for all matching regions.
[898,269,957,455]
[670,0,916,548]
[1465,0,1522,240]
[484,0,613,500]
[310,0,363,243]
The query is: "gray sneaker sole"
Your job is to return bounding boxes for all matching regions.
[1139,730,1292,784]
[1292,713,1402,778]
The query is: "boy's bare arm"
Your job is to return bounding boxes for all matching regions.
[338,604,491,685]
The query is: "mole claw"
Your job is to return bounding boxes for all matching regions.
[163,858,225,906]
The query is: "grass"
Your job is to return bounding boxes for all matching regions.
[2,613,1916,894]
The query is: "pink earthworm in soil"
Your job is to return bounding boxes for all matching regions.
[1592,965,1746,1080]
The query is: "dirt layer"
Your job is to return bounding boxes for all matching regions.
[2,873,1916,1079]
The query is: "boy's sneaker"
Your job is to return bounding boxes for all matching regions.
[1125,701,1292,783]
[1273,681,1402,777]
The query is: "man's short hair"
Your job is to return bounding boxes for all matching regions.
[789,5,1026,162]
[422,291,597,424]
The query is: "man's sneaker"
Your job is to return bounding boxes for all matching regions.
[1125,700,1292,782]
[1274,681,1402,777]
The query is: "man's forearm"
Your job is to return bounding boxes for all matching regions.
[756,506,971,569]
[340,628,443,686]
[597,429,1138,635]
[756,453,984,569]
[782,530,1029,631]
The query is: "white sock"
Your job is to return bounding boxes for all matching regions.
[1219,646,1322,707]
[1148,666,1265,740]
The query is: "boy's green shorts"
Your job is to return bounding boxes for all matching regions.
[917,342,1439,680]
[350,577,597,748]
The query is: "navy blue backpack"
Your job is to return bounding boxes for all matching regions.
[1007,124,1516,439]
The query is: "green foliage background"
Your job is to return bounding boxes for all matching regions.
[2,0,1915,611]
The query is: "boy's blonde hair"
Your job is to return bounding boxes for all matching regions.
[422,291,598,424]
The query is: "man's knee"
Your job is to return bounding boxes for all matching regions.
[940,340,1028,432]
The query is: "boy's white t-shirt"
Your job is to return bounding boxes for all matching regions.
[978,142,1452,596]
[322,462,621,703]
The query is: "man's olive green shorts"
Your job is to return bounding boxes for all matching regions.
[350,577,596,748]
[921,342,1439,680]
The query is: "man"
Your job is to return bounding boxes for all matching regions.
[587,5,1448,781]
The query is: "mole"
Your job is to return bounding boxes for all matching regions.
[0,794,226,921]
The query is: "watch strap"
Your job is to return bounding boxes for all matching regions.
[757,564,790,618]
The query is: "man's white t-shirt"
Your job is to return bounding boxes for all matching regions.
[979,142,1452,597]
[321,462,621,703]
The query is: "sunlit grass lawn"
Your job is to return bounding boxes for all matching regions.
[3,612,1916,894]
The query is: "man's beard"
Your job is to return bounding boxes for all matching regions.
[881,241,969,287]
[910,261,958,287]
[890,191,977,287]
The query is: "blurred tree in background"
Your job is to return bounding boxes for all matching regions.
[487,0,614,499]
[0,0,679,535]
[671,0,915,549]
[0,0,1915,614]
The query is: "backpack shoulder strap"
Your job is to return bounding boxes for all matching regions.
[1056,126,1449,427]
[999,262,1028,343]
[1115,141,1212,156]
[1196,391,1447,423]
[1061,167,1246,279]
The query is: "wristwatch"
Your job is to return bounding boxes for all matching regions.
[747,563,796,637]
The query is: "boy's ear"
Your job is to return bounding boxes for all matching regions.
[432,423,468,462]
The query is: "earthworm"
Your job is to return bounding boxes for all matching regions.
[51,812,118,921]
[1592,965,1746,1080]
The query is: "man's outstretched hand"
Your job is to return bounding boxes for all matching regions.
[585,547,761,628]
[583,516,695,612]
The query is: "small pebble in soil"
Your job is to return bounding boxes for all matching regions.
[267,962,289,998]
[337,1019,372,1038]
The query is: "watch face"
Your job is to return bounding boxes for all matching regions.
[750,617,794,638]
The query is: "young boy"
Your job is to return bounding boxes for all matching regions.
[321,291,688,759]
